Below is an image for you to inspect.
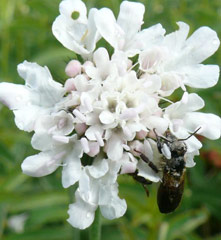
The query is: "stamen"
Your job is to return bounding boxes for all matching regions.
[122,144,130,151]
[73,109,86,123]
[94,131,104,147]
[52,135,69,144]
[82,94,93,112]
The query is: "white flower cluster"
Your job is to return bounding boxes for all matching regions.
[0,0,220,229]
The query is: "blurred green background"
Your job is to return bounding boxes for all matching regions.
[0,0,221,239]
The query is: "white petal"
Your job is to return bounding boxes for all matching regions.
[0,83,30,110]
[85,125,103,141]
[87,158,109,178]
[185,150,199,168]
[106,134,123,161]
[165,93,204,119]
[160,72,181,95]
[67,190,97,230]
[142,74,162,94]
[100,196,127,220]
[17,61,64,107]
[130,24,165,53]
[146,116,169,134]
[164,22,190,51]
[139,47,165,72]
[185,26,220,64]
[137,160,161,182]
[120,153,137,174]
[117,1,144,42]
[85,8,101,52]
[184,112,221,140]
[14,106,49,132]
[95,8,124,49]
[93,47,110,69]
[181,64,220,88]
[99,110,115,124]
[99,184,127,219]
[31,132,53,151]
[185,135,202,153]
[143,140,154,161]
[21,151,64,177]
[52,15,88,55]
[62,144,82,188]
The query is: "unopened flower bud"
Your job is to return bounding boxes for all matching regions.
[65,60,81,77]
[64,78,76,92]
[136,130,148,140]
[75,123,87,136]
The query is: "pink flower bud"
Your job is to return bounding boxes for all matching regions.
[65,60,81,77]
[64,78,76,92]
[75,123,87,136]
[87,142,100,157]
[136,130,148,140]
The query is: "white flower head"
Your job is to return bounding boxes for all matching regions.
[0,0,220,231]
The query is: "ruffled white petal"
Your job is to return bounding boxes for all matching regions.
[14,106,49,132]
[99,184,127,219]
[180,64,220,88]
[137,160,161,182]
[21,151,64,177]
[183,112,221,140]
[164,22,190,51]
[0,83,30,110]
[165,93,205,119]
[99,110,115,125]
[184,26,220,64]
[129,24,165,54]
[106,134,123,161]
[17,61,64,107]
[31,132,53,151]
[87,158,109,178]
[67,190,97,230]
[52,15,89,54]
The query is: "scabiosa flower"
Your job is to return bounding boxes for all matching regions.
[0,0,220,230]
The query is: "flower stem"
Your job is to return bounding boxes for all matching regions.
[89,208,101,240]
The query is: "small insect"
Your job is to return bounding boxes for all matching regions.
[134,127,200,213]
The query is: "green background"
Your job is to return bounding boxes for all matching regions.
[0,0,221,239]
